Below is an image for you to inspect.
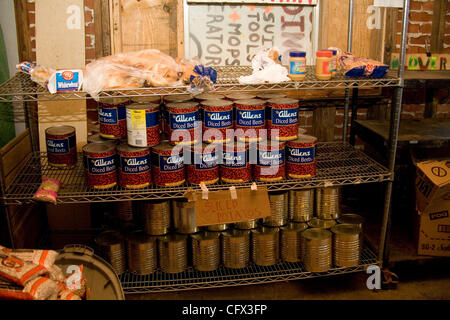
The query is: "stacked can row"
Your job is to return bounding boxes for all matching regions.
[94,219,363,275]
[81,135,318,189]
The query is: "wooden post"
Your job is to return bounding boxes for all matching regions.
[431,0,447,53]
[312,105,336,142]
[13,0,33,62]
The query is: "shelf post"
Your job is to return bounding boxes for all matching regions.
[378,0,409,266]
[342,0,354,143]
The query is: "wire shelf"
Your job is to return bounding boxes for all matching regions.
[2,142,390,205]
[119,245,378,294]
[0,67,400,102]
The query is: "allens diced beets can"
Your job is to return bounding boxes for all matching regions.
[220,142,252,183]
[46,125,77,167]
[254,140,286,182]
[165,101,200,146]
[117,144,152,189]
[126,103,160,147]
[201,99,234,143]
[151,142,185,187]
[98,97,129,139]
[83,142,117,189]
[187,143,220,185]
[286,135,318,178]
[267,98,299,141]
[234,99,267,142]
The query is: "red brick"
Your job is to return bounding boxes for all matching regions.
[85,35,94,48]
[407,46,420,53]
[85,23,95,34]
[409,1,423,11]
[84,0,94,9]
[402,104,424,112]
[409,36,428,45]
[420,23,432,34]
[27,1,35,11]
[400,112,414,119]
[408,23,420,33]
[445,24,450,35]
[413,111,424,119]
[85,10,93,24]
[29,13,35,24]
[85,48,96,60]
[29,26,35,37]
[436,89,450,103]
[437,104,450,113]
[410,12,433,23]
[436,112,450,119]
[422,1,435,11]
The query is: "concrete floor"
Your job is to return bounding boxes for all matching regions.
[126,262,450,300]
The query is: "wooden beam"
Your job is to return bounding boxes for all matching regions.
[383,8,397,65]
[13,0,33,61]
[312,105,336,142]
[431,0,447,53]
[101,0,112,56]
[176,0,184,58]
[93,0,103,58]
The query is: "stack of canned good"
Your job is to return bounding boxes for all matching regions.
[93,195,365,275]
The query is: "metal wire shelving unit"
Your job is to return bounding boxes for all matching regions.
[0,0,410,294]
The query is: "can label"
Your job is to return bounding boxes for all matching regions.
[99,106,126,125]
[223,151,248,168]
[120,155,150,174]
[146,111,159,127]
[287,146,315,164]
[153,153,184,172]
[47,135,75,154]
[331,58,337,72]
[290,60,306,75]
[194,152,218,170]
[322,61,331,75]
[85,155,116,174]
[169,112,198,130]
[204,110,233,129]
[258,149,285,166]
[271,109,298,125]
[236,109,265,127]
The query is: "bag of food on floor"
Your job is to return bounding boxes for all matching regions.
[22,277,61,300]
[0,255,47,286]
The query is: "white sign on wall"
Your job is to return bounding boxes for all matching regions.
[187,4,316,66]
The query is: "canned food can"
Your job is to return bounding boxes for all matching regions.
[331,223,361,267]
[222,229,250,269]
[126,103,160,147]
[95,230,127,275]
[201,100,234,143]
[254,140,285,182]
[286,135,318,178]
[139,200,171,236]
[191,231,221,272]
[206,224,229,232]
[307,218,336,230]
[151,142,185,187]
[195,92,225,101]
[165,101,200,145]
[83,142,117,189]
[288,189,314,222]
[224,93,256,101]
[45,125,77,167]
[263,191,289,227]
[251,227,280,267]
[281,222,308,262]
[98,97,129,139]
[234,99,267,142]
[234,219,259,230]
[172,199,199,234]
[301,228,332,272]
[126,231,157,275]
[187,143,219,185]
[87,133,119,145]
[220,142,252,183]
[337,213,365,233]
[267,98,299,141]
[117,144,151,189]
[316,187,341,220]
[158,234,188,274]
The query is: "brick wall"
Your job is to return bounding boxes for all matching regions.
[26,0,96,66]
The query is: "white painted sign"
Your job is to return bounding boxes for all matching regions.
[188,0,318,5]
[373,0,403,8]
[187,4,315,66]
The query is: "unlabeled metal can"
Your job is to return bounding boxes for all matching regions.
[337,214,365,233]
[172,199,199,234]
[307,218,336,230]
[263,191,289,227]
[95,230,127,275]
[206,224,229,232]
[331,223,361,268]
[191,231,221,272]
[126,230,157,275]
[87,133,119,145]
[316,187,341,220]
[139,200,171,236]
[222,229,250,269]
[158,234,188,274]
[114,201,134,223]
[251,227,280,267]
[234,219,259,230]
[281,222,308,263]
[301,228,332,272]
[46,125,77,167]
[288,189,314,222]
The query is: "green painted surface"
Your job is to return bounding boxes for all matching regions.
[0,25,15,148]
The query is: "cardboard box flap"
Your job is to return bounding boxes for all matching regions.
[417,160,450,188]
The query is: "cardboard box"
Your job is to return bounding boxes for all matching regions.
[415,159,450,257]
[46,203,92,231]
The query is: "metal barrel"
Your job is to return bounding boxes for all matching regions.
[222,229,251,269]
[234,219,259,230]
[301,228,332,272]
[95,230,127,275]
[158,234,188,274]
[126,231,157,275]
[251,227,280,266]
[172,200,199,234]
[288,189,314,222]
[191,231,221,272]
[316,187,341,220]
[206,224,229,232]
[263,191,289,227]
[331,223,361,268]
[281,222,308,263]
[139,200,171,236]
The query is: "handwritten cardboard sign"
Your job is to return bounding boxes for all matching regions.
[184,186,271,226]
[390,53,450,71]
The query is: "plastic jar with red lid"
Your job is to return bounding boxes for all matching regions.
[316,50,333,80]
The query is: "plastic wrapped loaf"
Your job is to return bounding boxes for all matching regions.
[329,47,389,78]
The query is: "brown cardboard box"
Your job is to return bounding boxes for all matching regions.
[46,204,92,231]
[415,159,450,257]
